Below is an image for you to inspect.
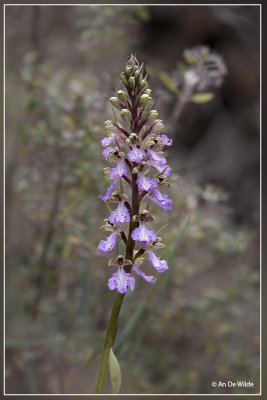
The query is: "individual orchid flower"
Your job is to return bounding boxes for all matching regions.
[146,160,172,176]
[132,257,156,283]
[147,149,167,166]
[158,134,173,146]
[147,250,169,273]
[136,173,158,192]
[108,267,135,294]
[98,179,119,201]
[131,223,157,246]
[107,255,135,294]
[102,146,114,159]
[127,144,146,163]
[148,189,173,210]
[109,160,128,179]
[109,201,130,226]
[97,232,120,254]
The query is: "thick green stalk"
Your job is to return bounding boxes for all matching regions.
[96,293,125,394]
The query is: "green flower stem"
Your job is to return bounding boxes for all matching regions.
[96,168,140,394]
[96,293,125,394]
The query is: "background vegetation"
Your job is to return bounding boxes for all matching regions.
[5,5,260,394]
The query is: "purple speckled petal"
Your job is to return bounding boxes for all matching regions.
[99,179,119,201]
[136,174,158,192]
[97,232,119,254]
[147,250,169,273]
[127,145,146,163]
[102,146,113,159]
[132,265,156,283]
[146,160,172,177]
[148,189,173,210]
[147,150,166,166]
[109,202,130,226]
[131,223,157,245]
[159,134,173,146]
[110,160,128,179]
[108,267,135,294]
[101,135,115,147]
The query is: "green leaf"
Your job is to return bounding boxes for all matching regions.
[109,348,122,394]
[191,93,215,103]
[159,72,179,94]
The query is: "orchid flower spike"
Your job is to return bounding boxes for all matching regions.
[97,54,173,293]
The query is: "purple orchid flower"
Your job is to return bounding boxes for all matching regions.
[146,160,172,177]
[127,145,146,163]
[136,173,158,192]
[109,160,128,179]
[109,202,130,226]
[148,189,173,210]
[147,150,166,166]
[131,223,157,246]
[101,135,115,147]
[99,179,119,201]
[132,264,156,283]
[147,250,169,273]
[102,146,114,159]
[108,267,135,294]
[97,232,119,254]
[159,134,173,146]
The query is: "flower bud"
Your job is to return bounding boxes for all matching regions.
[109,97,122,110]
[140,94,153,110]
[104,121,121,137]
[120,72,128,85]
[140,94,149,104]
[128,76,135,89]
[150,119,164,135]
[121,108,132,123]
[139,79,148,89]
[125,65,132,77]
[146,110,158,126]
[134,69,141,80]
[117,90,128,104]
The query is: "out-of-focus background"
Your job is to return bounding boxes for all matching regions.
[5,5,260,395]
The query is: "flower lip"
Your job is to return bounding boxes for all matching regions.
[148,189,173,210]
[136,173,158,193]
[108,266,135,294]
[109,160,128,179]
[131,223,157,246]
[158,134,173,146]
[127,145,146,163]
[97,232,119,254]
[109,201,130,226]
[147,250,169,273]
